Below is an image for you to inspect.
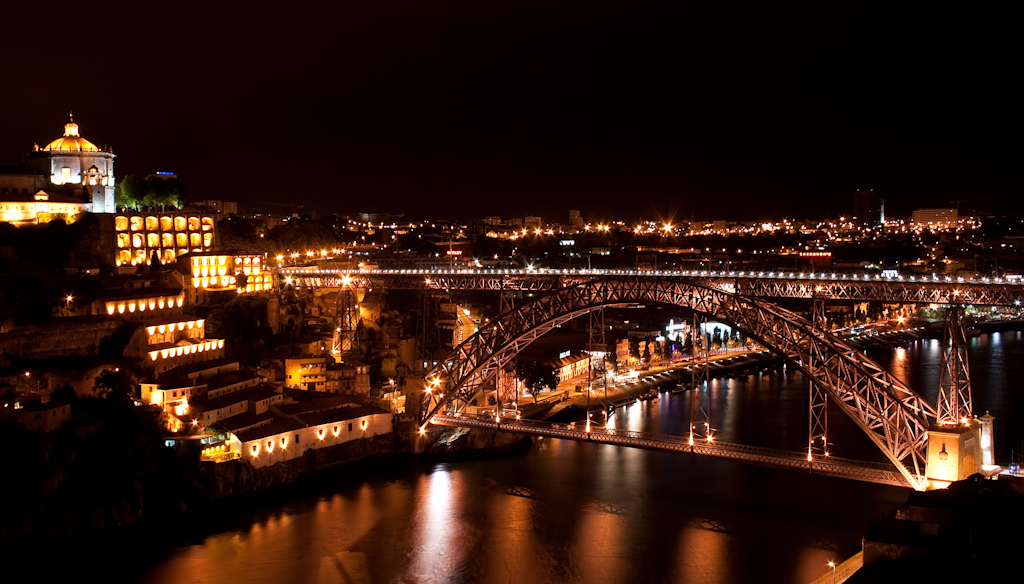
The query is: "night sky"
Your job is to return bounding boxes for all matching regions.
[1,1,1016,222]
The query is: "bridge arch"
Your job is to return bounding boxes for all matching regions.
[423,277,936,489]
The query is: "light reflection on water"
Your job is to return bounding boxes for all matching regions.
[132,333,1023,584]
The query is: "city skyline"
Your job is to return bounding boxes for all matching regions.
[0,2,1016,220]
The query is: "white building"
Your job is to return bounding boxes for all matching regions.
[911,208,958,227]
[27,115,116,213]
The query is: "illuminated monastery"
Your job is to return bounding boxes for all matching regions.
[0,114,115,223]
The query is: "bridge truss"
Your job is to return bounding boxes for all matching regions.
[433,414,911,488]
[283,267,1024,306]
[420,277,938,490]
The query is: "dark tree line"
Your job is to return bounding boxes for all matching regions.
[115,174,190,211]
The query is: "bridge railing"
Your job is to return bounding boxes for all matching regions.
[435,413,910,487]
[445,413,903,472]
[532,390,570,404]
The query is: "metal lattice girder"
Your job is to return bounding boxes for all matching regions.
[691,314,709,443]
[433,414,911,488]
[937,305,973,425]
[283,268,1024,306]
[332,288,359,355]
[420,277,937,490]
[809,298,828,456]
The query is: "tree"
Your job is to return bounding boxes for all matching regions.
[711,327,723,351]
[116,174,149,210]
[682,332,693,356]
[93,368,137,404]
[516,360,558,401]
[144,175,167,209]
[164,177,190,209]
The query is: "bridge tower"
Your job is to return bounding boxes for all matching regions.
[926,304,982,488]
[808,298,828,460]
[415,292,444,367]
[587,308,606,381]
[332,286,360,355]
[690,314,710,445]
[936,304,973,426]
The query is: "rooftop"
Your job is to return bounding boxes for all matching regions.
[206,369,262,392]
[161,356,237,379]
[296,404,391,427]
[276,395,361,416]
[216,410,275,434]
[40,116,103,153]
[190,383,280,414]
[234,418,305,443]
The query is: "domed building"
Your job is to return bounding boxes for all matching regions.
[27,114,116,213]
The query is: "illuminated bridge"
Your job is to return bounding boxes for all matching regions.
[281,266,1024,305]
[432,414,912,488]
[282,266,1015,491]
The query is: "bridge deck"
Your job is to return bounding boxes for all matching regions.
[282,266,1024,305]
[431,414,912,488]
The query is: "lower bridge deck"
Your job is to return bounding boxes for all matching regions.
[430,414,912,488]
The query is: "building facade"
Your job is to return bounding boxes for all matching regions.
[28,115,116,213]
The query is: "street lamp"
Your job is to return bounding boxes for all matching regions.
[828,561,835,583]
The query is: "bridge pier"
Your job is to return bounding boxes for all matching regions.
[925,424,982,489]
[925,304,985,489]
[936,304,973,425]
[690,314,710,445]
[808,297,828,460]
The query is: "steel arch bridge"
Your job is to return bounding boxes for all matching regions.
[421,277,938,490]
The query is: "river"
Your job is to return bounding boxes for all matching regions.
[119,332,1023,584]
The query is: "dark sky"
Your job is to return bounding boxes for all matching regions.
[1,1,1017,222]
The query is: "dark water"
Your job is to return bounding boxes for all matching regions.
[129,333,1024,584]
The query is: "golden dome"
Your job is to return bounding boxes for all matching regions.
[41,114,100,152]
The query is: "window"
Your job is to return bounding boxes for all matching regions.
[348,423,353,431]
[60,167,71,184]
[295,434,300,444]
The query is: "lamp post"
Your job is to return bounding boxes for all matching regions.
[828,561,835,583]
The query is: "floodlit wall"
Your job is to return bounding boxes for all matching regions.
[242,412,392,469]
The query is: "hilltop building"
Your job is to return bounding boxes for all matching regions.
[852,189,884,228]
[1,115,116,222]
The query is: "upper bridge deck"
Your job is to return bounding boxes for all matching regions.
[279,266,1024,306]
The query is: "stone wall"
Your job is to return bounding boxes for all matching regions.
[0,317,144,361]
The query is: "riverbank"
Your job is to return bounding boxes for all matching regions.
[201,423,534,500]
[0,417,534,551]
